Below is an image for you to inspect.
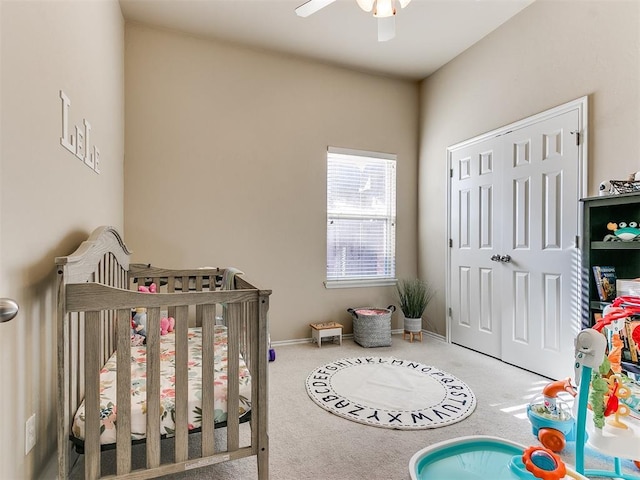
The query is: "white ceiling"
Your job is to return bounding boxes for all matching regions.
[119,0,534,81]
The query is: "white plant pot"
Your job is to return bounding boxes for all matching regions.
[403,316,422,333]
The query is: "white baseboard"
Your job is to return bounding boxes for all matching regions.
[423,329,447,342]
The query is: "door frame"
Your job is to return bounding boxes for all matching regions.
[445,96,589,343]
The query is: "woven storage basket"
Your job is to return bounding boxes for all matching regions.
[610,180,640,194]
[347,305,395,348]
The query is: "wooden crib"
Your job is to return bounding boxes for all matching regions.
[56,226,271,479]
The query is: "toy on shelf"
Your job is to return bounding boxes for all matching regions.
[527,378,577,452]
[603,222,640,242]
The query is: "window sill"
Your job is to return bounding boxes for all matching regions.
[324,278,397,289]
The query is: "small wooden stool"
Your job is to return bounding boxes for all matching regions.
[403,330,423,343]
[310,322,343,348]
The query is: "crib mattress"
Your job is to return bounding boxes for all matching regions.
[71,326,251,446]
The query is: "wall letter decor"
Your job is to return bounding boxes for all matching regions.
[60,90,100,174]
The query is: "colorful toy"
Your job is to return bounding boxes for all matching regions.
[135,282,175,336]
[409,436,588,480]
[138,283,157,293]
[527,378,577,452]
[131,308,147,336]
[573,300,640,479]
[409,313,640,480]
[160,316,175,335]
[268,334,276,362]
[603,222,640,242]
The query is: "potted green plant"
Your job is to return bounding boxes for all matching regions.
[396,278,435,333]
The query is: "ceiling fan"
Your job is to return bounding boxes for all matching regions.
[295,0,412,42]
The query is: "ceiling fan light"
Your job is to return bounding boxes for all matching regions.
[398,0,411,8]
[356,0,375,12]
[373,0,395,18]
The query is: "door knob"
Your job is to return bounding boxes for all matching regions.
[0,298,19,323]
[490,255,501,262]
[500,255,512,263]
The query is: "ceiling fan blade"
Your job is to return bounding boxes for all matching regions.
[356,0,375,12]
[377,15,395,42]
[295,0,337,17]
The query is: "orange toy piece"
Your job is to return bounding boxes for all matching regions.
[543,378,577,398]
[537,428,566,453]
[608,333,623,374]
[542,378,577,415]
[522,446,567,480]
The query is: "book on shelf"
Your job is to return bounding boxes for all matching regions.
[626,320,640,364]
[593,266,617,302]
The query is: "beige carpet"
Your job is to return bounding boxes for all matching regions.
[70,333,630,479]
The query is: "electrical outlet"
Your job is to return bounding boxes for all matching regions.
[25,414,36,454]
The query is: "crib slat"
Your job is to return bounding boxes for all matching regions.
[116,308,132,475]
[167,276,176,321]
[226,303,240,451]
[257,291,271,480]
[201,304,216,457]
[248,300,259,451]
[244,303,253,370]
[174,305,189,463]
[85,311,102,480]
[194,276,203,327]
[79,312,85,402]
[195,304,202,328]
[146,307,161,469]
[70,313,80,433]
[57,273,71,480]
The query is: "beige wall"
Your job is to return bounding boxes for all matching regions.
[0,1,124,477]
[418,0,640,336]
[124,24,420,341]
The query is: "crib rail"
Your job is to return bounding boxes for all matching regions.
[56,227,270,480]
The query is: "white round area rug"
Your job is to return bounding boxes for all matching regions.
[305,356,476,430]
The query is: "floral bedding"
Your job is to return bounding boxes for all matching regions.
[71,326,252,446]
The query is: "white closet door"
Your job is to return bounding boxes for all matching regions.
[448,99,584,380]
[449,138,502,359]
[500,108,580,379]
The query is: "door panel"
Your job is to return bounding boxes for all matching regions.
[450,140,501,358]
[512,270,530,342]
[479,267,494,332]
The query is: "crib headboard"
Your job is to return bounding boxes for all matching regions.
[56,226,132,469]
[56,226,271,479]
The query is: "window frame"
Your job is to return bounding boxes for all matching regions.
[324,146,397,289]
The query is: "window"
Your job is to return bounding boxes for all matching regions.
[325,147,396,288]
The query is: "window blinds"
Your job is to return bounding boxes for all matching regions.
[326,148,396,283]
